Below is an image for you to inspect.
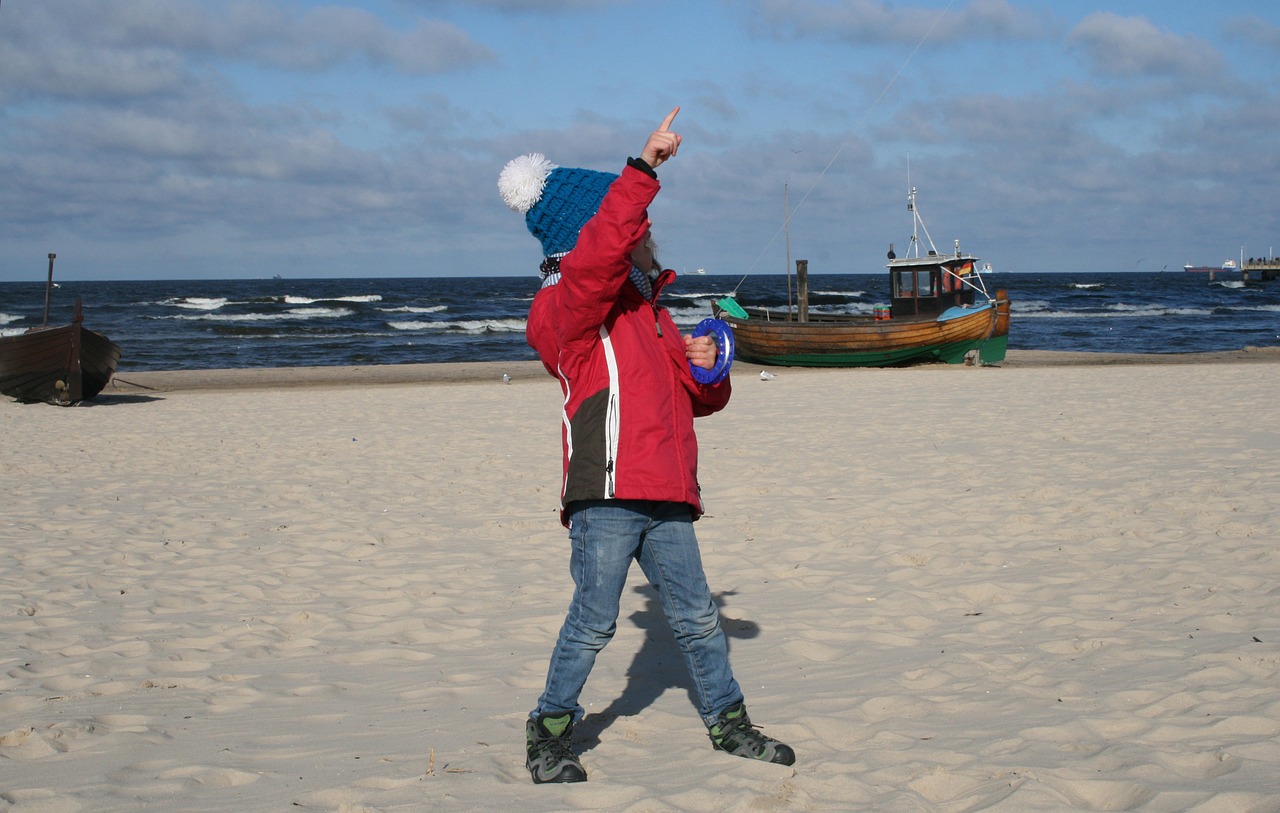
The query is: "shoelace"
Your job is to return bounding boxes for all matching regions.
[539,732,577,763]
[717,717,770,751]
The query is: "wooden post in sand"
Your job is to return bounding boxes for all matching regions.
[796,259,809,323]
[43,253,56,327]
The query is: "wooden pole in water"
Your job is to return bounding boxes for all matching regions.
[784,182,793,316]
[797,259,809,323]
[43,253,56,326]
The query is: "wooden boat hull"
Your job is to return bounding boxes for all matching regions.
[0,321,122,405]
[719,296,1010,368]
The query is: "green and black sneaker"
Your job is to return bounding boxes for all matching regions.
[708,702,796,766]
[525,712,587,784]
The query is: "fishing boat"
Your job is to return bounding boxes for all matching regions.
[0,255,121,405]
[714,186,1010,367]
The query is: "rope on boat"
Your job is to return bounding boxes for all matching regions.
[942,267,995,303]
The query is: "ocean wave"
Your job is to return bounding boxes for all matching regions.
[0,313,21,325]
[169,308,356,322]
[1,326,26,337]
[668,311,708,328]
[173,297,229,310]
[1105,303,1213,317]
[1016,306,1214,319]
[380,305,448,314]
[284,294,382,304]
[155,296,230,310]
[388,318,526,333]
[667,297,719,312]
[667,291,735,301]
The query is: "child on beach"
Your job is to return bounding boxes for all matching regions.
[498,107,795,784]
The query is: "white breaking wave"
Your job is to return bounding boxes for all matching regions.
[388,318,526,333]
[1105,303,1212,317]
[666,291,728,301]
[284,295,382,304]
[170,308,356,322]
[380,305,448,314]
[173,297,229,310]
[1015,306,1214,319]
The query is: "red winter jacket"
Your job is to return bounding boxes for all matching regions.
[526,163,731,524]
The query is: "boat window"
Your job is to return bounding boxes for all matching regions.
[918,270,936,297]
[893,270,915,297]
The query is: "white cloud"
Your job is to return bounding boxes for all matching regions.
[750,0,1049,45]
[0,0,492,104]
[1068,12,1224,84]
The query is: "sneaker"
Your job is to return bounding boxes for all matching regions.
[525,712,587,784]
[708,702,796,766]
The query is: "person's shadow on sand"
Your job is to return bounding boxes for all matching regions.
[574,585,759,753]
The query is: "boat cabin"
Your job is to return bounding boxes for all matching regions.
[888,252,981,318]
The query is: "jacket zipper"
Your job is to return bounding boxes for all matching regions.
[599,325,621,498]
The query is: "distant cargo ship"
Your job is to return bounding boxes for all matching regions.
[1183,260,1237,273]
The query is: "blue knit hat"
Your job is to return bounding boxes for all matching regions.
[499,153,618,258]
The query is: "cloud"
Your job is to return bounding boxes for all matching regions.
[0,0,500,251]
[1068,12,1224,84]
[404,0,618,12]
[0,0,492,104]
[1224,15,1280,50]
[240,5,493,74]
[748,0,1049,45]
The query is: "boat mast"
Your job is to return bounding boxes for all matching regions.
[907,186,939,258]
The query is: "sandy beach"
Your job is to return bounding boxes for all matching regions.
[3,351,1279,812]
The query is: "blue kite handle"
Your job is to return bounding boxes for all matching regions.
[690,318,734,385]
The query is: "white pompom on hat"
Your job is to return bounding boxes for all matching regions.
[498,153,556,215]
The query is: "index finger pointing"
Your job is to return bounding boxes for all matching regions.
[657,106,680,132]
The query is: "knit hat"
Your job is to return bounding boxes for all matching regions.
[499,153,618,258]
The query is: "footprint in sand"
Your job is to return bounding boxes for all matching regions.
[0,788,83,813]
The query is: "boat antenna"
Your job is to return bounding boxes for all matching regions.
[729,0,956,295]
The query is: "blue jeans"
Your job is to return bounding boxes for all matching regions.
[534,500,743,728]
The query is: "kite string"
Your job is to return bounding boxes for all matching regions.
[730,0,957,295]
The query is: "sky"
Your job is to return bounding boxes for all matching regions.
[2,0,1279,282]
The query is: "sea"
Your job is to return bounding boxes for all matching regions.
[2,272,1277,372]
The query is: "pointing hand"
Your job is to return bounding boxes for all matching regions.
[640,107,682,169]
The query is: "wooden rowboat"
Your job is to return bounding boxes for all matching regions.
[0,256,122,405]
[717,292,1010,367]
[715,186,1011,368]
